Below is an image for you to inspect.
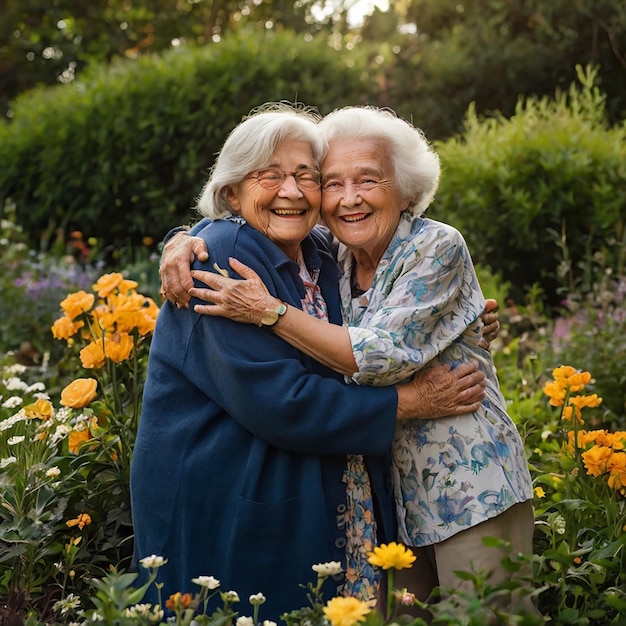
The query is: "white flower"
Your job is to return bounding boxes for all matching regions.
[0,457,17,469]
[7,435,25,446]
[139,555,167,569]
[236,617,254,626]
[125,603,164,620]
[312,561,343,577]
[249,592,266,605]
[46,467,61,478]
[4,377,28,392]
[6,362,26,374]
[0,412,27,432]
[223,590,240,603]
[191,575,220,590]
[2,395,23,409]
[263,621,277,626]
[26,382,46,393]
[52,424,71,444]
[52,593,81,615]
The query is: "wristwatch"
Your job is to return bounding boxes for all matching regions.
[259,301,288,327]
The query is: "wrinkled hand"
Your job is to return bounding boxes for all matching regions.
[479,298,500,350]
[398,362,487,420]
[190,258,277,325]
[159,231,208,308]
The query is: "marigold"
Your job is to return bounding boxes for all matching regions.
[60,378,98,409]
[323,596,373,626]
[367,541,416,570]
[606,452,626,493]
[165,592,193,611]
[23,398,55,420]
[66,513,92,530]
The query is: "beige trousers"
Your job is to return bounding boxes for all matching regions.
[395,500,540,620]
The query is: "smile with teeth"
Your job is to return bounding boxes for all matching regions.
[272,209,306,216]
[341,213,370,223]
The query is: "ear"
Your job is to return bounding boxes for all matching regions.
[224,185,241,213]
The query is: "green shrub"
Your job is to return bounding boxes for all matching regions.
[433,66,626,308]
[0,31,370,252]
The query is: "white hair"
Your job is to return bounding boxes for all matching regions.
[318,106,440,216]
[197,103,327,219]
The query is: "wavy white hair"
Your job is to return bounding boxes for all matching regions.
[318,106,440,217]
[197,103,327,219]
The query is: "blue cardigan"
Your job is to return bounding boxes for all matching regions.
[131,219,398,619]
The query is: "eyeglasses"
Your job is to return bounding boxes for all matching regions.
[247,168,322,191]
[322,178,390,194]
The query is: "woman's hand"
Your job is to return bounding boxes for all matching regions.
[159,231,208,308]
[480,298,500,349]
[190,258,278,326]
[396,362,487,420]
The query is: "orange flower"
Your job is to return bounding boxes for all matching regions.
[103,333,134,363]
[581,445,613,477]
[51,315,84,341]
[80,341,107,369]
[165,592,193,611]
[68,428,92,454]
[66,513,92,530]
[93,273,124,298]
[23,398,55,420]
[60,378,98,409]
[60,291,95,320]
[606,452,626,493]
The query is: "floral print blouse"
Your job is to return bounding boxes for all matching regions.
[338,213,534,546]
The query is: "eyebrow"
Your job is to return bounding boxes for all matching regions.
[322,165,384,180]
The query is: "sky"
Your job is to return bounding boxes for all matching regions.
[311,0,390,27]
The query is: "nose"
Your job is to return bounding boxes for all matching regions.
[340,181,362,206]
[278,173,303,197]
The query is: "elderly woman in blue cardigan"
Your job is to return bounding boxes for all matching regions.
[130,103,486,620]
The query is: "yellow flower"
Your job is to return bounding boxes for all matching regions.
[60,291,95,320]
[552,365,577,381]
[606,452,626,493]
[367,541,416,570]
[323,597,373,626]
[80,341,107,369]
[23,398,55,420]
[93,273,125,298]
[66,513,92,530]
[103,333,134,363]
[542,380,566,407]
[51,315,84,341]
[534,486,546,498]
[60,378,98,409]
[570,394,603,410]
[581,445,612,477]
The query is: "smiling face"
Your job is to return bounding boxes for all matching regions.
[320,138,409,265]
[226,139,321,260]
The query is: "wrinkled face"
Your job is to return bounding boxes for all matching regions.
[320,138,409,261]
[227,139,321,260]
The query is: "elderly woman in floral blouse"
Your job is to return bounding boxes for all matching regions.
[160,106,536,616]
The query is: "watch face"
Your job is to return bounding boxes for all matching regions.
[261,310,279,326]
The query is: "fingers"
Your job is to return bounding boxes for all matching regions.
[191,237,209,263]
[484,298,499,313]
[228,257,259,280]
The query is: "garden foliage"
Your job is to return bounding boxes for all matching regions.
[433,66,626,307]
[0,30,370,253]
